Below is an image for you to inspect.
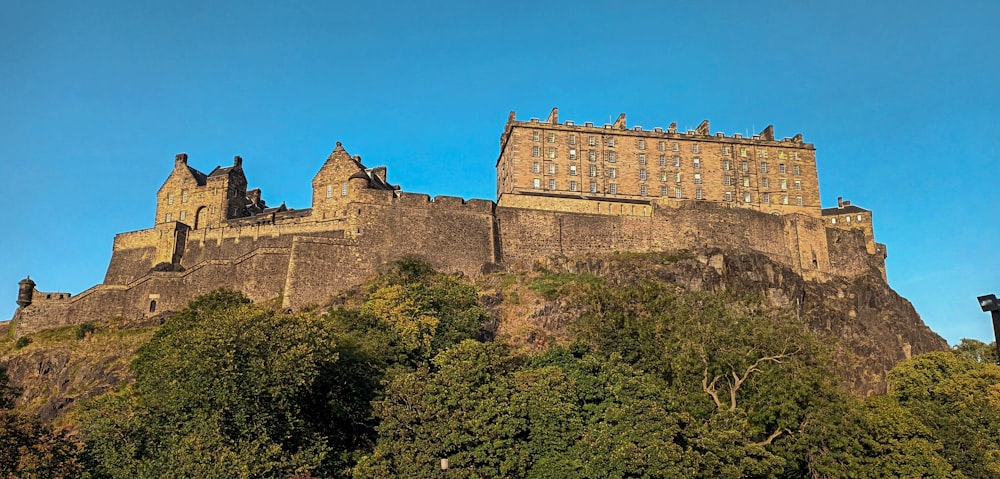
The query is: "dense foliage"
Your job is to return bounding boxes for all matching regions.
[0,366,82,477]
[4,259,998,477]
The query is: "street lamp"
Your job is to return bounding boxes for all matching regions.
[976,293,1000,364]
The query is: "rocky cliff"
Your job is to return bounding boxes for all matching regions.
[484,248,947,396]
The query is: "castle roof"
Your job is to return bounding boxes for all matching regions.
[186,166,208,186]
[821,205,869,215]
[208,165,235,177]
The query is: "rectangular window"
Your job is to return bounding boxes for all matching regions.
[588,150,597,161]
[672,142,679,152]
[548,163,556,175]
[722,145,732,155]
[724,175,732,186]
[693,158,701,169]
[723,160,731,171]
[588,136,597,146]
[181,189,189,203]
[741,161,749,172]
[763,193,770,204]
[762,177,770,188]
[744,192,752,203]
[779,164,787,174]
[533,178,541,189]
[639,169,647,181]
[326,184,333,198]
[640,185,648,196]
[532,146,540,157]
[661,171,668,182]
[780,178,788,190]
[165,213,173,222]
[675,187,682,199]
[569,149,577,160]
[533,162,540,173]
[793,165,801,175]
[658,141,666,151]
[673,156,681,167]
[692,144,700,153]
[607,137,616,147]
[548,179,556,190]
[167,193,174,205]
[661,186,668,196]
[638,139,646,150]
[794,152,800,160]
[590,182,598,193]
[743,176,750,187]
[695,188,703,200]
[548,147,556,159]
[760,162,768,174]
[547,132,555,143]
[608,151,616,162]
[741,147,748,158]
[659,154,666,166]
[179,211,186,221]
[569,180,578,192]
[794,180,802,190]
[638,153,646,165]
[725,192,733,202]
[532,131,540,141]
[569,134,577,145]
[342,182,348,196]
[758,149,767,158]
[570,165,578,176]
[675,172,682,183]
[796,196,803,206]
[609,167,617,179]
[782,194,789,205]
[694,173,702,184]
[590,165,598,177]
[609,183,617,195]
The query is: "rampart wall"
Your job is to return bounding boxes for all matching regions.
[12,191,884,338]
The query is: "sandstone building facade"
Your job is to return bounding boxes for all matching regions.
[10,109,886,337]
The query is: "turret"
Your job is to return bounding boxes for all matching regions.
[16,276,35,307]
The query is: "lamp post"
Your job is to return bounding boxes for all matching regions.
[976,293,1000,364]
[440,458,448,477]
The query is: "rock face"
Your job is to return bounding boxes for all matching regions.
[511,249,947,396]
[1,327,152,424]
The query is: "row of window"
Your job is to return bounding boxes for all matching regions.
[528,178,805,205]
[532,161,803,190]
[830,215,865,224]
[530,149,804,177]
[528,130,805,160]
[324,183,349,198]
[166,188,227,206]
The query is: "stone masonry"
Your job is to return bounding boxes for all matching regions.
[11,109,886,338]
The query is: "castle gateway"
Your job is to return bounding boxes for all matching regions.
[11,109,885,337]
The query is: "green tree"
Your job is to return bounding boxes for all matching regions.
[952,338,997,364]
[887,351,1000,477]
[79,290,343,478]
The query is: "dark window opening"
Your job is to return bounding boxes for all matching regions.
[149,300,157,313]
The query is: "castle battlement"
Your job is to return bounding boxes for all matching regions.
[11,109,885,339]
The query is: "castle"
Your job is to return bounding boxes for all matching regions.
[11,109,886,337]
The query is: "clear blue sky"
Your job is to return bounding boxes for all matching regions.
[2,1,998,345]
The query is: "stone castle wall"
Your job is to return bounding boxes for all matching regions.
[13,193,886,338]
[12,112,886,338]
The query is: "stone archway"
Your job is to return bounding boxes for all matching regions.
[194,206,208,230]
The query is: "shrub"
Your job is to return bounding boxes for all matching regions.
[14,337,30,349]
[75,323,96,340]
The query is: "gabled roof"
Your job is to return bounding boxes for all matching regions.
[187,166,208,186]
[821,205,869,215]
[208,165,235,177]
